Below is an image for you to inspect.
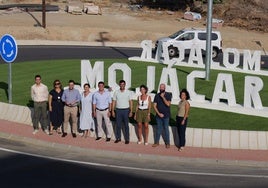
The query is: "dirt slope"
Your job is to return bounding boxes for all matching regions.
[0,0,267,52]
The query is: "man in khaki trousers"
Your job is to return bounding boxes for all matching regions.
[92,81,113,142]
[61,80,81,138]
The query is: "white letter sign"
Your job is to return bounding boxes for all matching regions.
[244,76,263,109]
[187,70,206,102]
[81,60,104,88]
[212,73,236,106]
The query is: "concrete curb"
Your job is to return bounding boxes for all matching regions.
[1,131,268,167]
[0,102,267,150]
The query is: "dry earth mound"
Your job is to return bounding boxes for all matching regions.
[0,0,267,52]
[1,0,267,32]
[213,0,268,32]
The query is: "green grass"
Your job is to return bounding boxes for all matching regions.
[0,59,267,130]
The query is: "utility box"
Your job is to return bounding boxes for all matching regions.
[83,3,102,15]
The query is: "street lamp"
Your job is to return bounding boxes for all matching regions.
[205,0,213,81]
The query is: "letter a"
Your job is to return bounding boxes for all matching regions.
[212,73,236,106]
[244,76,263,109]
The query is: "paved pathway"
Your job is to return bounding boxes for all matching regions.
[0,119,268,165]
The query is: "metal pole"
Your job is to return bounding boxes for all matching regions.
[205,0,213,81]
[8,63,12,103]
[42,0,46,28]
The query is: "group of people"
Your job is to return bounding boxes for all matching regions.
[31,75,190,151]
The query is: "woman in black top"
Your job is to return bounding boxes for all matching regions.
[48,80,64,135]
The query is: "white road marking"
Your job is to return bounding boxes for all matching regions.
[0,147,267,179]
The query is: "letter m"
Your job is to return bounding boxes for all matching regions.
[81,60,104,88]
[243,50,261,71]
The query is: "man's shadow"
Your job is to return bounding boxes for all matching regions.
[95,32,109,46]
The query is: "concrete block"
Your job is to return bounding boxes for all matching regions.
[193,128,203,147]
[66,3,83,15]
[230,130,240,149]
[12,105,23,122]
[211,129,221,148]
[125,123,154,144]
[257,131,267,150]
[152,124,159,144]
[202,129,212,147]
[129,123,136,142]
[0,102,5,117]
[0,102,9,119]
[248,131,258,150]
[148,124,154,144]
[186,127,194,147]
[221,130,231,149]
[84,4,101,15]
[5,104,18,121]
[171,126,179,146]
[12,105,28,123]
[240,130,249,149]
[23,107,33,125]
[169,126,176,145]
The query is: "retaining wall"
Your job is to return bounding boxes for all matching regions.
[0,102,267,150]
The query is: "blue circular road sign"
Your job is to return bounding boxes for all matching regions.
[0,34,18,63]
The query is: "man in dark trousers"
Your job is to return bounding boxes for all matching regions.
[153,83,172,148]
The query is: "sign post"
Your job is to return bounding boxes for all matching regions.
[0,34,18,103]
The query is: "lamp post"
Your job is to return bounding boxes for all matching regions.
[205,0,213,81]
[42,0,46,28]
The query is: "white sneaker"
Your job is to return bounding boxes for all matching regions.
[137,141,141,144]
[32,129,38,135]
[144,142,148,146]
[44,129,49,135]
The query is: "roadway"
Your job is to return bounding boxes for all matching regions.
[1,137,268,188]
[15,45,142,62]
[3,45,268,69]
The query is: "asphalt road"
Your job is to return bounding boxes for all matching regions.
[3,45,267,69]
[15,45,142,62]
[0,137,268,188]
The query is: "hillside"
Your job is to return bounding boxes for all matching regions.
[0,0,267,52]
[129,0,268,32]
[1,0,267,32]
[213,0,268,32]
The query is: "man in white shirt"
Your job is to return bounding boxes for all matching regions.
[31,75,49,135]
[112,80,133,144]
